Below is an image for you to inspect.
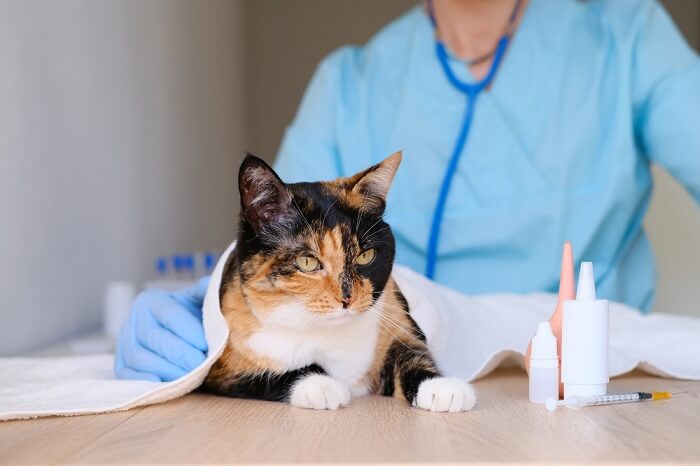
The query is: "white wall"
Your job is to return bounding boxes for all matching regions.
[0,0,246,355]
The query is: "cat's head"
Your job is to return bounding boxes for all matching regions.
[234,152,402,329]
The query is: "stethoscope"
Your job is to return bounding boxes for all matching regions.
[424,0,523,279]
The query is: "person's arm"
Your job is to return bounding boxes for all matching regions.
[273,48,358,182]
[634,2,700,201]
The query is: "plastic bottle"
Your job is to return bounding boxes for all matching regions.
[103,281,136,342]
[173,254,185,280]
[529,321,559,403]
[561,262,609,399]
[144,253,197,291]
[183,253,195,280]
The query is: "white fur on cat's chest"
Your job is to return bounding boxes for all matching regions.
[245,302,381,395]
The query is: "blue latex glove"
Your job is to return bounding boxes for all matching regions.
[114,276,210,382]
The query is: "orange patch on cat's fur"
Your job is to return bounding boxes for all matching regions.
[323,151,402,212]
[208,274,285,383]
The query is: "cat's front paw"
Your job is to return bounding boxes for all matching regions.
[289,374,351,410]
[413,377,476,412]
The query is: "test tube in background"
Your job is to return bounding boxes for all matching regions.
[144,250,219,291]
[204,252,217,275]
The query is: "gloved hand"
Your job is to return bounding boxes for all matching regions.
[114,276,210,382]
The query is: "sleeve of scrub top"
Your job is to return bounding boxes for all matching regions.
[634,1,700,203]
[273,48,355,183]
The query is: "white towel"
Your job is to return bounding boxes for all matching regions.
[2,242,699,421]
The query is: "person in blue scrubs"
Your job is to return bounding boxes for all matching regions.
[115,0,700,381]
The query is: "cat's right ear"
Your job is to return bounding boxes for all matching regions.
[238,154,294,232]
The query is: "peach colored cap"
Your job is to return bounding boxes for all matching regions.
[558,241,575,303]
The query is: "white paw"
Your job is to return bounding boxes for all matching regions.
[414,377,476,412]
[289,374,351,410]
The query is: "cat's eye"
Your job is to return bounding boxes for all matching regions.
[355,248,376,266]
[295,255,321,272]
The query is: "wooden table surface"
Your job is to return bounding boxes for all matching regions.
[1,368,699,464]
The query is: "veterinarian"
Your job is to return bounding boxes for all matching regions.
[115,0,700,382]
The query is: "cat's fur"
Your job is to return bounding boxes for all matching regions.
[204,152,475,412]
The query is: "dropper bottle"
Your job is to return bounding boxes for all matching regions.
[529,321,559,403]
[561,262,609,399]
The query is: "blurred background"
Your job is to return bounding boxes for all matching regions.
[1,0,698,355]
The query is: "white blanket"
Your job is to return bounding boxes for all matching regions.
[2,242,699,421]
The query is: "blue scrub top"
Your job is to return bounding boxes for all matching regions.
[274,0,700,312]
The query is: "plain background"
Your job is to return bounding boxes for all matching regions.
[1,0,246,355]
[1,0,698,355]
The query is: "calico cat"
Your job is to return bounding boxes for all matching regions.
[204,152,475,412]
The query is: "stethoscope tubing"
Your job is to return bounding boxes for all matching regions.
[424,0,520,279]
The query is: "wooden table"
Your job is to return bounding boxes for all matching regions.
[1,368,698,464]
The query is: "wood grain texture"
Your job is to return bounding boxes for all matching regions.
[1,369,698,464]
[0,408,141,464]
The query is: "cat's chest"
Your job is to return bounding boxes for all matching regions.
[245,310,380,390]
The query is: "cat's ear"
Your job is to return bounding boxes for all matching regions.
[238,154,294,232]
[347,151,402,212]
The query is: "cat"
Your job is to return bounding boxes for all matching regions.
[203,152,475,412]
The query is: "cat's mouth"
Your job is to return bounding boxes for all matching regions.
[318,308,358,323]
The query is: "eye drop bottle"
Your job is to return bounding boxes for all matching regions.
[529,321,559,403]
[562,262,609,399]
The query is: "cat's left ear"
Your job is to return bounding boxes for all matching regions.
[347,151,402,212]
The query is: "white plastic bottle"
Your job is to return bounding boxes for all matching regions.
[529,321,559,403]
[562,262,609,399]
[103,281,136,342]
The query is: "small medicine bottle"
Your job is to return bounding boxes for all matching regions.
[529,321,559,404]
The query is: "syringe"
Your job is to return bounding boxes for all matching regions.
[545,391,672,411]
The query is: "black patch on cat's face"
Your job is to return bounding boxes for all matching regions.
[292,181,396,301]
[236,180,394,304]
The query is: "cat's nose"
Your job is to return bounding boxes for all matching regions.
[339,278,354,308]
[339,292,354,308]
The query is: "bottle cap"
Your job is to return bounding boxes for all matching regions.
[576,262,596,301]
[155,257,167,275]
[173,254,184,273]
[184,254,195,272]
[204,252,217,272]
[531,321,557,361]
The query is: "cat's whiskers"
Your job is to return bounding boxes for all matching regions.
[366,303,426,348]
[363,226,391,242]
[361,217,385,241]
[375,311,426,348]
[375,317,427,355]
[291,195,321,250]
[376,301,410,311]
[375,301,423,325]
[378,303,424,326]
[365,242,392,250]
[366,312,417,352]
[355,206,365,237]
[321,199,339,227]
